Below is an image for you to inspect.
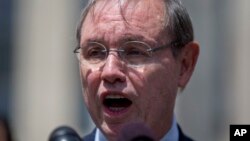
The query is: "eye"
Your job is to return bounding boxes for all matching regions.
[125,47,145,56]
[87,47,104,57]
[123,43,150,57]
[121,41,152,65]
[83,43,106,62]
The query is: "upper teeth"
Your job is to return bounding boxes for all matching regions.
[105,95,125,99]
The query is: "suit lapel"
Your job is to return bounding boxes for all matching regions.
[177,125,194,141]
[83,129,96,141]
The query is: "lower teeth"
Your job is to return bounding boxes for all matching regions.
[109,107,125,112]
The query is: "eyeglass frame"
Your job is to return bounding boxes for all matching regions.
[73,40,179,67]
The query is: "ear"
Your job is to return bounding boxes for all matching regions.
[177,41,199,89]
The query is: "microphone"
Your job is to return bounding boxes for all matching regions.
[117,122,156,141]
[49,126,81,141]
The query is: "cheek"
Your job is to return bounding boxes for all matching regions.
[153,56,180,93]
[80,67,103,122]
[128,62,179,108]
[146,63,179,116]
[144,64,179,114]
[127,67,147,95]
[132,62,179,96]
[80,67,101,103]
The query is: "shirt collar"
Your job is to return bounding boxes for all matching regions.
[95,128,107,141]
[94,117,179,141]
[160,116,179,141]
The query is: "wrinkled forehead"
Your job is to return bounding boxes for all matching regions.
[90,0,166,23]
[81,0,167,44]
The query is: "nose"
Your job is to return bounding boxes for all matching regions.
[100,53,126,84]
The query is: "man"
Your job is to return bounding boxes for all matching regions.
[74,0,199,140]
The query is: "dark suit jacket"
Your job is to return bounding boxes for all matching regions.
[82,125,194,141]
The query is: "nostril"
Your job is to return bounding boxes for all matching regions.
[103,75,125,84]
[100,58,126,83]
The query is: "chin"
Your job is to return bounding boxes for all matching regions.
[101,123,124,141]
[103,130,119,141]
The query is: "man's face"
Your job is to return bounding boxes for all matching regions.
[79,0,183,140]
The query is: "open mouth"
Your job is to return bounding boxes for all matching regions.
[103,94,132,113]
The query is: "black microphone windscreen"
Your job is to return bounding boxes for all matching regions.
[49,126,81,141]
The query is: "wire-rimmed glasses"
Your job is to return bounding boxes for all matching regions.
[74,41,173,67]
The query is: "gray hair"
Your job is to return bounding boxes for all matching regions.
[76,0,194,57]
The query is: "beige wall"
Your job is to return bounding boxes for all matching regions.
[176,0,250,141]
[11,0,88,140]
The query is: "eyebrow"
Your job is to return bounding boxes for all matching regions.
[119,33,157,45]
[81,33,157,48]
[80,38,105,48]
[120,34,144,41]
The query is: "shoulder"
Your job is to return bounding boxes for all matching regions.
[178,125,194,141]
[82,129,96,141]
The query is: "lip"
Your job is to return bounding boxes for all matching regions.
[100,91,133,120]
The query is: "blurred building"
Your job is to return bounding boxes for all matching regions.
[0,0,249,141]
[177,0,250,141]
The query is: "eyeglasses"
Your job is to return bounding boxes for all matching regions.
[74,41,174,67]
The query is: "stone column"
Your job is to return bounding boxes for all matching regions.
[177,0,250,141]
[11,0,89,140]
[230,0,250,122]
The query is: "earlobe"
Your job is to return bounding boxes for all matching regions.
[178,41,200,89]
